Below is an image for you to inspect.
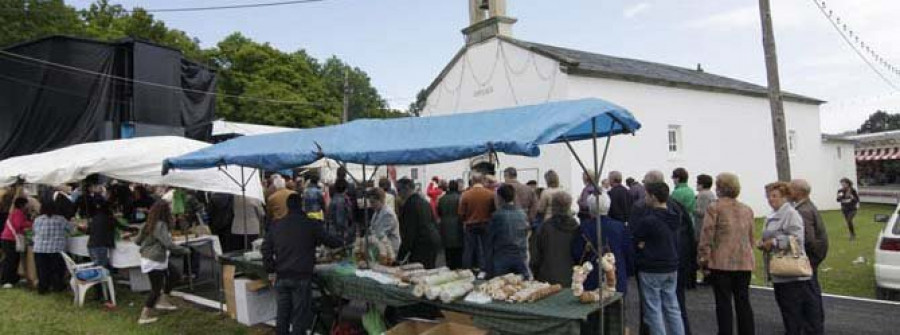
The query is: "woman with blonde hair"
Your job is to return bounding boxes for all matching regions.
[697,173,755,335]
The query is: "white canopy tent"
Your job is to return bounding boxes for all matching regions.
[211,120,294,137]
[0,136,265,202]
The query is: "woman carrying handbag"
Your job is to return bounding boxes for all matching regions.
[759,182,823,335]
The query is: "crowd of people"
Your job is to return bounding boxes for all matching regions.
[0,163,862,334]
[257,163,858,335]
[253,161,872,335]
[0,181,216,325]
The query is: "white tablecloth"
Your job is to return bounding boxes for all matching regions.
[67,234,222,269]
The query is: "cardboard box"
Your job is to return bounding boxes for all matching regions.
[420,322,488,335]
[441,310,474,326]
[384,319,439,335]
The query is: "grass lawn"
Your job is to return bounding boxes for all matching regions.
[749,203,895,299]
[0,287,273,335]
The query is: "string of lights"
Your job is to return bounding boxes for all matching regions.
[810,0,900,91]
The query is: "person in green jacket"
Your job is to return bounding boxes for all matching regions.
[671,167,698,291]
[670,168,697,221]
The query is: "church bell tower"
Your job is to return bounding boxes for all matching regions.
[462,0,517,45]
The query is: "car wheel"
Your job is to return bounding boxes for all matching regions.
[877,286,895,301]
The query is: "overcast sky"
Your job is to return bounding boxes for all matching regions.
[70,0,900,134]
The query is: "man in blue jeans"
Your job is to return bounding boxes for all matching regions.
[487,184,530,278]
[262,194,343,335]
[631,182,684,335]
[458,174,496,277]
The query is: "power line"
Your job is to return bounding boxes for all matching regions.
[1,0,330,13]
[137,0,329,13]
[810,0,900,91]
[0,49,332,106]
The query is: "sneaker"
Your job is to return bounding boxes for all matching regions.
[155,301,177,311]
[2,284,13,289]
[138,309,158,325]
[155,295,178,311]
[138,316,158,325]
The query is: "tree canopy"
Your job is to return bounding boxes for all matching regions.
[858,110,900,134]
[0,0,406,129]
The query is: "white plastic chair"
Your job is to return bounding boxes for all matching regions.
[60,252,116,307]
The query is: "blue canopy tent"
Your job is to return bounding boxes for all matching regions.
[165,98,641,328]
[163,98,640,172]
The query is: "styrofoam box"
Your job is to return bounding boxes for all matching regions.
[234,278,277,326]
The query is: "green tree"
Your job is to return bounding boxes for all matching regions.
[0,0,84,47]
[210,33,340,128]
[81,0,204,61]
[320,57,405,121]
[858,110,900,134]
[407,89,428,117]
[0,0,402,128]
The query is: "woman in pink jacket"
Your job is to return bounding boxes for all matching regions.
[1,198,33,288]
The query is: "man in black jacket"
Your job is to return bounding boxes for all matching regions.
[630,170,693,335]
[262,193,343,335]
[397,178,441,268]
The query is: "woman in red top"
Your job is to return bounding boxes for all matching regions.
[426,176,444,217]
[1,197,33,287]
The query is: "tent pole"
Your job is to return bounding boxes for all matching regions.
[367,165,380,183]
[241,167,248,251]
[215,166,239,314]
[563,118,618,335]
[362,164,370,267]
[562,140,599,191]
[218,166,242,187]
[333,160,362,186]
[594,119,617,335]
[591,118,603,335]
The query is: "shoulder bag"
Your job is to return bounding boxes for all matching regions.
[5,218,25,252]
[768,235,812,277]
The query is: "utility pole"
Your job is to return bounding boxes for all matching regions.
[758,0,791,181]
[342,68,350,123]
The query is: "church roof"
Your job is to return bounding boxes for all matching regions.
[425,36,823,105]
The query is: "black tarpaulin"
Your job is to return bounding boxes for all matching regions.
[180,58,216,141]
[0,37,116,159]
[0,36,216,159]
[133,41,181,127]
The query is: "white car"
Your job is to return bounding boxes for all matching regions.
[875,203,900,300]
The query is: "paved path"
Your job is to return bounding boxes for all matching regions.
[623,280,900,335]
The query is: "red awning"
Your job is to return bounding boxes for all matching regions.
[857,147,900,161]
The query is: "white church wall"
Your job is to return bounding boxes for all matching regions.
[398,39,570,188]
[810,140,857,210]
[411,37,856,215]
[783,101,856,211]
[567,75,784,215]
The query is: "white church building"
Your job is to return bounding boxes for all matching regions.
[402,0,856,214]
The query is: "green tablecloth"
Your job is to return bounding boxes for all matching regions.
[219,253,623,335]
